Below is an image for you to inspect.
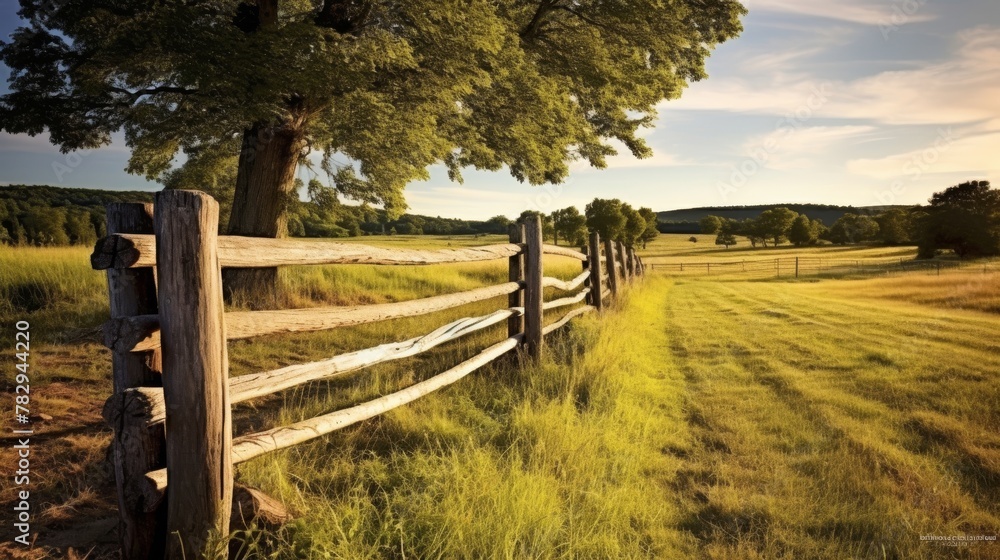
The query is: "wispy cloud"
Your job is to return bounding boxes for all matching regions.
[747,125,876,170]
[743,0,937,26]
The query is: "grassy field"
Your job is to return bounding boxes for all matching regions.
[1,235,998,559]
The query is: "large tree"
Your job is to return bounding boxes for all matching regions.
[585,198,627,242]
[756,207,798,247]
[1,0,745,299]
[550,206,587,246]
[917,180,1000,258]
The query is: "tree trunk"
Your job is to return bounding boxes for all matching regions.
[224,122,305,307]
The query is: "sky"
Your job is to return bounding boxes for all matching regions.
[1,1,999,220]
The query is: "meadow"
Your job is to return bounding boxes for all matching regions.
[1,235,998,559]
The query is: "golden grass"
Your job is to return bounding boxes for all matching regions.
[2,236,999,559]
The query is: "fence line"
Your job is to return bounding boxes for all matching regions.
[650,256,999,278]
[91,191,645,559]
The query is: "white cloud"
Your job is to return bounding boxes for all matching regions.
[847,129,1000,180]
[668,26,1000,128]
[747,125,876,170]
[742,0,936,26]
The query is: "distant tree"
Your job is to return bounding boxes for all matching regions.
[621,203,646,248]
[585,198,627,242]
[699,215,723,234]
[638,207,660,248]
[917,180,1000,258]
[812,219,828,243]
[65,208,97,245]
[740,218,767,247]
[715,220,738,249]
[550,207,587,246]
[21,206,69,245]
[688,236,698,243]
[875,208,915,245]
[757,207,798,247]
[485,215,512,235]
[827,214,880,245]
[788,214,817,246]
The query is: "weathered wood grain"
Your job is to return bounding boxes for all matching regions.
[543,305,596,335]
[542,244,588,261]
[121,310,519,426]
[508,224,525,338]
[604,240,619,297]
[105,282,521,352]
[103,203,164,560]
[524,216,544,360]
[543,289,590,311]
[142,335,524,495]
[588,232,603,311]
[542,270,590,292]
[155,190,232,558]
[92,234,522,269]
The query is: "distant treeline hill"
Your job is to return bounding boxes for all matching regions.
[655,204,908,233]
[0,185,513,246]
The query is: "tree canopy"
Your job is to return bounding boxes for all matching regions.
[917,180,1000,258]
[0,0,747,219]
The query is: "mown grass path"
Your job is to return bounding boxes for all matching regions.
[661,277,1000,559]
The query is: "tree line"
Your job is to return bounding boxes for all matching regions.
[699,180,1000,258]
[516,199,659,249]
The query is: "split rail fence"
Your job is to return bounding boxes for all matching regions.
[90,190,645,559]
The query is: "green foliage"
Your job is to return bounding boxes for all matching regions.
[585,198,627,242]
[756,207,798,246]
[827,214,880,245]
[0,185,153,246]
[620,203,646,248]
[788,214,817,246]
[916,180,1000,258]
[699,215,722,234]
[715,219,739,248]
[875,208,917,245]
[550,206,587,247]
[0,0,746,221]
[638,207,659,248]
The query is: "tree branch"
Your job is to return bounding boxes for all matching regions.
[109,86,199,101]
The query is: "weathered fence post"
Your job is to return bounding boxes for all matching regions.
[523,216,544,360]
[604,240,619,297]
[155,190,232,558]
[102,203,165,559]
[508,223,525,338]
[615,241,629,282]
[626,248,635,278]
[795,257,800,278]
[588,232,603,311]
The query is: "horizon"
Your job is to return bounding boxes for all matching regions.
[2,1,998,221]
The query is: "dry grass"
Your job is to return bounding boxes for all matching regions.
[2,237,999,559]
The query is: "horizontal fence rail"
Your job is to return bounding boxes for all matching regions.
[92,191,645,560]
[649,256,1000,278]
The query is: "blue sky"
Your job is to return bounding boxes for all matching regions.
[2,1,998,220]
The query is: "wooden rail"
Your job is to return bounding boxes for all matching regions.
[92,192,645,559]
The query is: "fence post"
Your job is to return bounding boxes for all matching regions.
[508,223,525,339]
[604,240,619,297]
[795,257,799,278]
[615,241,629,283]
[155,190,232,558]
[523,216,544,361]
[625,248,635,278]
[588,232,603,311]
[103,203,165,559]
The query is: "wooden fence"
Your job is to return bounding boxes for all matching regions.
[90,190,645,559]
[649,257,998,279]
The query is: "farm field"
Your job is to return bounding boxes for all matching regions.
[1,235,998,559]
